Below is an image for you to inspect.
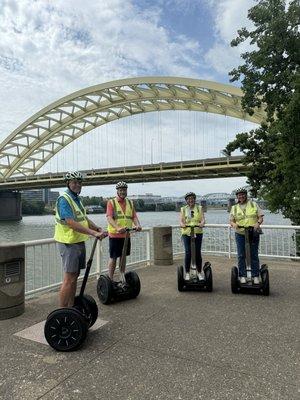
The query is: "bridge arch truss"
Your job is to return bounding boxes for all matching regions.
[0,76,265,179]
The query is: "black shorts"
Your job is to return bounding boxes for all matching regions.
[109,237,131,259]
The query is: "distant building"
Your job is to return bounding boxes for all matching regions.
[21,189,59,204]
[128,193,162,204]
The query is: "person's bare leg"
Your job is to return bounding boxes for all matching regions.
[59,272,79,307]
[108,258,117,280]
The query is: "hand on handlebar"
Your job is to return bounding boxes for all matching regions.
[117,227,127,234]
[94,230,108,240]
[134,225,142,232]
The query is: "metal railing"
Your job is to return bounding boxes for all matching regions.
[24,228,151,297]
[172,224,300,260]
[24,224,299,297]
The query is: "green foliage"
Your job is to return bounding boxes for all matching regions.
[22,199,45,215]
[81,196,107,208]
[226,0,300,223]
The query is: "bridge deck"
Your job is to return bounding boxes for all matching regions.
[0,156,248,189]
[1,255,299,399]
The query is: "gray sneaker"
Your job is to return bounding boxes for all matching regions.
[253,276,260,284]
[240,277,246,284]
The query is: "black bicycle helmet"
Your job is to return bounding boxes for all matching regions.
[185,192,196,200]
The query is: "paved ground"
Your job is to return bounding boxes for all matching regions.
[0,256,299,400]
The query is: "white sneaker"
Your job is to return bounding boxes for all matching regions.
[240,277,246,284]
[198,272,205,281]
[253,277,260,284]
[185,273,190,281]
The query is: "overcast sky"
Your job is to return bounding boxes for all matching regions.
[0,0,257,197]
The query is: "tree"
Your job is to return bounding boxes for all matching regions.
[225,0,300,223]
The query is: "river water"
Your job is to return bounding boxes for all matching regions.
[0,209,291,243]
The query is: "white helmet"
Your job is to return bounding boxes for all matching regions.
[116,181,128,189]
[235,187,247,195]
[65,171,83,181]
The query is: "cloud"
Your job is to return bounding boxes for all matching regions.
[204,0,255,75]
[0,0,204,139]
[0,0,256,197]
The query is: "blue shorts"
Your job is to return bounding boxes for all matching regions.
[109,237,131,259]
[57,242,86,274]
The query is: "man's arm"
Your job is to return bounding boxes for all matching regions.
[133,215,142,231]
[65,218,106,239]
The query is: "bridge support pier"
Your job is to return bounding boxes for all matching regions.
[0,191,22,221]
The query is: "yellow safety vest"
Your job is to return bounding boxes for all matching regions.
[107,198,134,234]
[231,201,259,234]
[181,204,203,235]
[54,192,89,244]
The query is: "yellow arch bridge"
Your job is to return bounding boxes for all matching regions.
[0,76,264,218]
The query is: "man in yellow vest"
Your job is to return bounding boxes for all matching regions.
[180,192,205,281]
[106,181,142,280]
[54,171,106,307]
[230,188,264,284]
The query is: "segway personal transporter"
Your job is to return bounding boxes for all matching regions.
[231,226,269,295]
[44,238,101,351]
[177,225,213,292]
[97,228,141,304]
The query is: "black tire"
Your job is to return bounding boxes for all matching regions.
[125,271,141,298]
[177,265,184,292]
[97,275,113,305]
[74,295,98,328]
[261,267,270,296]
[203,263,213,292]
[44,308,88,352]
[231,266,239,294]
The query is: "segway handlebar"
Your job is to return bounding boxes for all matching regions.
[184,224,203,228]
[79,234,108,298]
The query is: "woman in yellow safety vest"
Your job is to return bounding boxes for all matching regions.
[180,192,205,281]
[230,187,264,284]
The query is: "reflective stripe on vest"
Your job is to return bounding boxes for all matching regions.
[231,201,258,234]
[54,192,89,243]
[181,204,203,235]
[107,198,134,234]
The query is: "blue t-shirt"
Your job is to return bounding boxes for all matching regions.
[57,189,84,220]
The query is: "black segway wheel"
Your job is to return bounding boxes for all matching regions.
[97,275,113,304]
[44,308,88,352]
[125,271,141,298]
[177,265,185,292]
[231,266,239,294]
[74,295,98,328]
[203,262,213,292]
[260,266,270,296]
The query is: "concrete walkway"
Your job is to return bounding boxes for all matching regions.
[0,256,299,400]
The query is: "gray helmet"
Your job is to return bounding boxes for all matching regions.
[116,181,128,189]
[185,192,196,200]
[235,187,247,195]
[65,171,83,181]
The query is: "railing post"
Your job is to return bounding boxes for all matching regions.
[228,226,232,259]
[146,230,151,266]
